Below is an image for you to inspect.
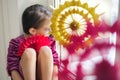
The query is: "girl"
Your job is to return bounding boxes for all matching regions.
[7,4,59,80]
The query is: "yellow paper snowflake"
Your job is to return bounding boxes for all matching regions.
[51,0,100,46]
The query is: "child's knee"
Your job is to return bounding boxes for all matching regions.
[22,48,36,60]
[39,46,53,58]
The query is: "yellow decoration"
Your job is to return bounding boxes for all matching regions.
[50,0,100,46]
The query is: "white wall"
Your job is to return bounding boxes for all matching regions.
[0,0,9,79]
[0,0,54,79]
[0,0,20,79]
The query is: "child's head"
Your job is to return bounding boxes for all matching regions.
[22,4,51,36]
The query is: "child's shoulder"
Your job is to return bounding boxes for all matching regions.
[9,34,25,45]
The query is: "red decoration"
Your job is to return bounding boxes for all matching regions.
[17,35,50,57]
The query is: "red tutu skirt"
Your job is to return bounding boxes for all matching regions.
[17,35,50,57]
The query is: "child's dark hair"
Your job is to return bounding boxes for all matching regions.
[22,4,51,34]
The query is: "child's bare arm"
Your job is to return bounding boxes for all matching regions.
[11,70,23,80]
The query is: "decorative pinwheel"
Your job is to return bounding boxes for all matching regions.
[50,0,101,49]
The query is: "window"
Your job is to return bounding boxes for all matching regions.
[52,0,119,79]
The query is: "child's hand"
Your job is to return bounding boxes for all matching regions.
[11,70,23,80]
[52,65,58,80]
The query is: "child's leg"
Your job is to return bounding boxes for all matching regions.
[37,46,53,80]
[20,48,36,80]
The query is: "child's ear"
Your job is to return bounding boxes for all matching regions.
[29,28,37,35]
